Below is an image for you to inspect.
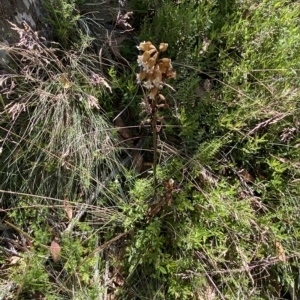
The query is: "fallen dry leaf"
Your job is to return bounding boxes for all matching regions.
[64,198,73,221]
[9,256,21,265]
[50,237,61,263]
[113,273,125,287]
[238,169,255,183]
[60,74,71,89]
[275,240,286,262]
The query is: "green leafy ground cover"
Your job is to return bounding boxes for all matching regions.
[1,0,300,299]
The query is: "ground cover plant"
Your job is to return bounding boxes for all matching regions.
[1,0,300,299]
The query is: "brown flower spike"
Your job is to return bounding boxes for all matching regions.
[136,41,176,197]
[137,41,176,94]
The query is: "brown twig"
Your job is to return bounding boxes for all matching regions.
[246,113,288,137]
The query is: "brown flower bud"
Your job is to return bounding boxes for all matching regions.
[159,43,168,52]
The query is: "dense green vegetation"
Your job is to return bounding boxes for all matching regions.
[1,0,300,299]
